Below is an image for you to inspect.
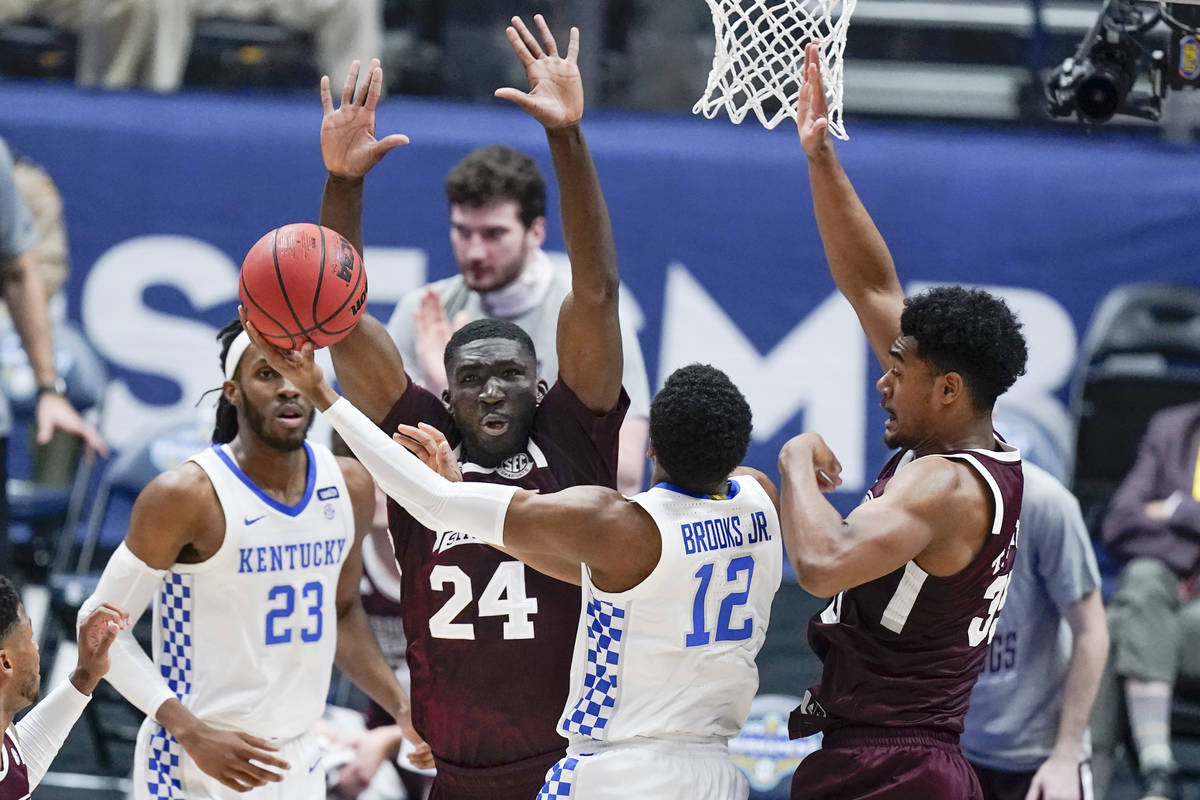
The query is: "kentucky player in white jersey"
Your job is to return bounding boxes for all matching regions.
[79,320,431,799]
[235,315,784,800]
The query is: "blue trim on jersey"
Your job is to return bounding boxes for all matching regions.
[652,479,742,500]
[212,442,316,517]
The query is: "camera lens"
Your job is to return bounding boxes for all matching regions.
[1076,70,1122,122]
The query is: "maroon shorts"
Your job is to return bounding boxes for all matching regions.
[790,726,983,800]
[429,748,564,800]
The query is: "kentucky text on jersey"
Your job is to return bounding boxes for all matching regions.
[238,538,348,574]
[682,511,772,555]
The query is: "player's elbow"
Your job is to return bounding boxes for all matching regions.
[791,554,842,598]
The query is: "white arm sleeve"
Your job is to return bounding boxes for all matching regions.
[77,542,177,719]
[322,396,517,545]
[13,679,92,788]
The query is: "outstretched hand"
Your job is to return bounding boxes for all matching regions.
[495,15,584,129]
[796,42,831,158]
[237,308,337,410]
[394,422,462,482]
[321,58,409,179]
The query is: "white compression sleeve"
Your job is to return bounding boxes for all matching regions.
[13,680,92,788]
[77,542,177,719]
[322,396,517,545]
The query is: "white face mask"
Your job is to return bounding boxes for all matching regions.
[478,250,554,319]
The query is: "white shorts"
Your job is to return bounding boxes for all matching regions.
[537,739,749,800]
[132,719,325,800]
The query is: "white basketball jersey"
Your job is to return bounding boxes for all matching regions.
[149,441,354,739]
[558,476,782,747]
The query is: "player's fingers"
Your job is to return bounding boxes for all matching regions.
[216,774,253,793]
[503,25,535,67]
[375,134,410,157]
[511,16,545,59]
[364,66,383,111]
[356,59,379,106]
[320,75,334,114]
[235,732,282,753]
[341,60,360,107]
[533,14,557,57]
[242,759,287,784]
[566,26,580,63]
[494,88,536,114]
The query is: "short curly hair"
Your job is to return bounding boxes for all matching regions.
[650,364,752,494]
[444,318,537,371]
[0,575,22,643]
[445,145,546,229]
[901,286,1028,410]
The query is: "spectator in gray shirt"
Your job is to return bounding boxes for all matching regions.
[964,459,1109,800]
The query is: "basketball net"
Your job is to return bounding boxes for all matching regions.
[693,0,857,139]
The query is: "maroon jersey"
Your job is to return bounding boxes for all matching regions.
[0,730,30,800]
[381,377,627,768]
[793,442,1023,736]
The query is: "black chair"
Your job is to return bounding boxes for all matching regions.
[1068,283,1200,787]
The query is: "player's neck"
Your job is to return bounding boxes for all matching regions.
[227,435,310,503]
[0,695,19,734]
[912,416,998,458]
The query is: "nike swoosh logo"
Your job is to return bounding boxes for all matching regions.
[244,515,266,525]
[307,755,323,773]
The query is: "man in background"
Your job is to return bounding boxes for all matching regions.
[1093,401,1200,800]
[0,136,107,578]
[386,144,652,494]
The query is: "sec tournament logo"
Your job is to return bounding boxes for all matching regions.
[498,452,534,480]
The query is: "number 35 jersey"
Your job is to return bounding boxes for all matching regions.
[797,442,1023,737]
[381,378,629,769]
[159,441,353,739]
[560,476,783,747]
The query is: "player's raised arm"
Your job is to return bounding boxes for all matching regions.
[798,43,905,370]
[319,59,412,423]
[495,16,623,414]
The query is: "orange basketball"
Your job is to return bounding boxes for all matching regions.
[238,223,367,349]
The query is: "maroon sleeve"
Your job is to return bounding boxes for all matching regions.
[378,374,455,441]
[531,380,630,490]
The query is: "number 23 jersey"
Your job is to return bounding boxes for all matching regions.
[382,378,628,768]
[798,442,1023,735]
[160,441,353,739]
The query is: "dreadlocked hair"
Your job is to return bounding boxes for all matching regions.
[213,319,243,444]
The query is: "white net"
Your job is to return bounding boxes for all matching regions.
[693,0,857,138]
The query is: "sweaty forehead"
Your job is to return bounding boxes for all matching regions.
[450,337,534,369]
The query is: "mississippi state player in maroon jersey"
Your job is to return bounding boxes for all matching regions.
[1,575,126,800]
[776,45,1030,799]
[316,17,627,799]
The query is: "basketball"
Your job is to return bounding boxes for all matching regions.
[238,222,368,349]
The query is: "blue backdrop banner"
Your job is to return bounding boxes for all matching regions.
[4,82,1199,516]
